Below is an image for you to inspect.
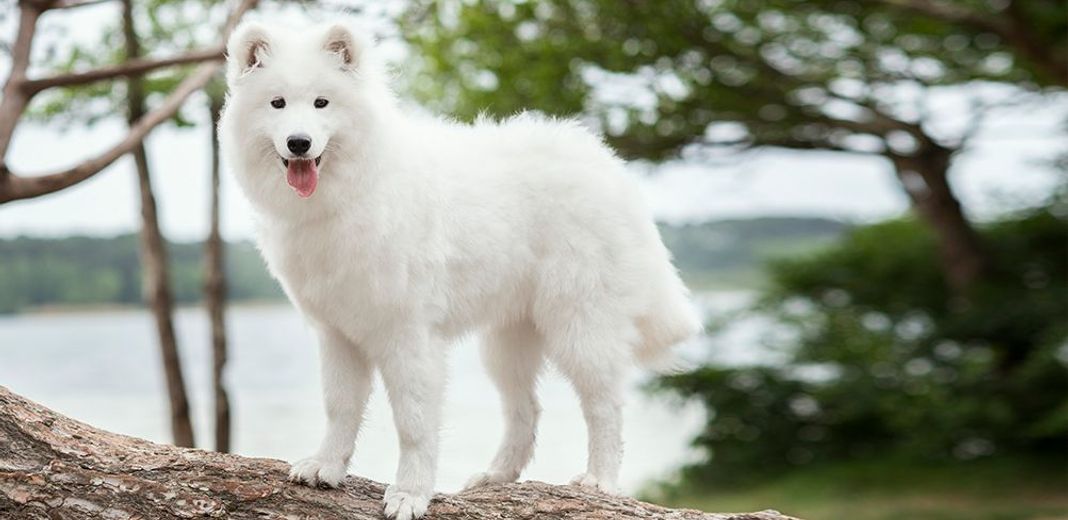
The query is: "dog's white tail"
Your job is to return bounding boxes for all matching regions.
[633,271,703,372]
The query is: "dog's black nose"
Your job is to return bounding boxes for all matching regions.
[287,134,312,156]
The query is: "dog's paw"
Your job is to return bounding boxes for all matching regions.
[569,473,620,495]
[463,470,516,490]
[383,485,430,520]
[288,457,347,488]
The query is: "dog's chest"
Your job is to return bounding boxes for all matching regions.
[257,223,408,334]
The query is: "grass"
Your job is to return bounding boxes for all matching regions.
[648,457,1068,520]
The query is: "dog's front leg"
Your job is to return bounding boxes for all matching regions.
[376,328,445,520]
[289,327,373,487]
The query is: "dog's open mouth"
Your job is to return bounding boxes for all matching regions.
[281,156,321,198]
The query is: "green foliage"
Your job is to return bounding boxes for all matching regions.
[0,235,282,314]
[401,0,1066,160]
[653,205,1068,488]
[26,0,226,126]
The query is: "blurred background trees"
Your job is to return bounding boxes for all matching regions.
[656,195,1067,476]
[400,0,1067,517]
[645,191,1067,518]
[401,0,1065,291]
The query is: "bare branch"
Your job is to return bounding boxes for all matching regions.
[0,64,215,203]
[0,0,259,204]
[46,0,115,10]
[220,0,254,35]
[21,46,225,94]
[694,132,884,157]
[749,137,884,157]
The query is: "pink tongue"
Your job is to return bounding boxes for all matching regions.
[286,159,318,198]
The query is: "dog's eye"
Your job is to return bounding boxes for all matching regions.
[270,97,286,109]
[314,97,329,109]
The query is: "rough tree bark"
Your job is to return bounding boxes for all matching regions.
[0,386,798,520]
[122,0,196,449]
[206,91,232,453]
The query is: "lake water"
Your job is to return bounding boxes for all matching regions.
[0,292,759,494]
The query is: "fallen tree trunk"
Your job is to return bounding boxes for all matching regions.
[0,386,797,519]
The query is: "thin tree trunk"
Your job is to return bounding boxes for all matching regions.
[122,0,195,448]
[891,144,988,292]
[0,1,42,163]
[206,92,231,453]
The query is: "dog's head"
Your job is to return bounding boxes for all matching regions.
[223,22,377,201]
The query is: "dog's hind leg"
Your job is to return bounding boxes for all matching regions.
[289,326,373,488]
[548,322,627,494]
[464,322,545,489]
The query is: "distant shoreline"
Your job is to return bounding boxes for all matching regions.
[0,217,843,315]
[11,299,288,316]
[6,286,752,316]
[6,278,761,316]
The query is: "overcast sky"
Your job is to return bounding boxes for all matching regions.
[0,3,1064,242]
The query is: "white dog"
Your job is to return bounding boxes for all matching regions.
[219,21,701,520]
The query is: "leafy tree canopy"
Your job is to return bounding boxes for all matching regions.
[401,0,1066,161]
[27,0,231,127]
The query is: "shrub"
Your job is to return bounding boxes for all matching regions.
[654,205,1068,489]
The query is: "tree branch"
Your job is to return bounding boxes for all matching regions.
[876,0,1068,86]
[951,97,993,152]
[876,0,1003,33]
[0,64,217,203]
[682,19,924,144]
[21,46,225,95]
[0,0,258,204]
[732,135,883,156]
[46,0,116,10]
[0,386,800,520]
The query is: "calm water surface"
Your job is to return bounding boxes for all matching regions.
[0,292,758,493]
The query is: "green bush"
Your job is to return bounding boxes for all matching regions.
[654,205,1068,490]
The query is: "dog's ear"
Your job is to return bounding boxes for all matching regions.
[322,24,363,71]
[226,22,271,83]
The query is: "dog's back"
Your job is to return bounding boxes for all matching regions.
[456,113,701,367]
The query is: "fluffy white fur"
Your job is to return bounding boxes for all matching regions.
[219,22,701,520]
